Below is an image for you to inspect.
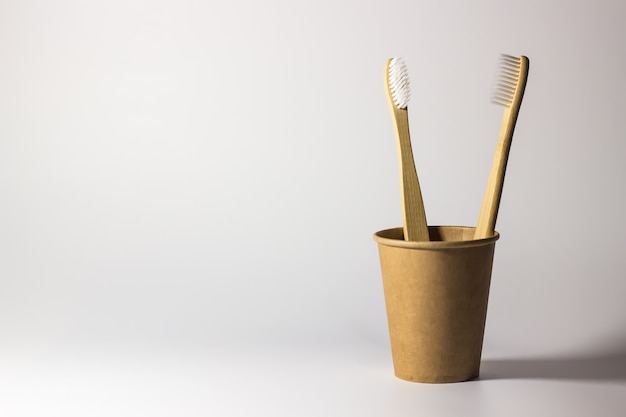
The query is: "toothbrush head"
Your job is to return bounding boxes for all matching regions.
[386,57,411,110]
[491,54,529,108]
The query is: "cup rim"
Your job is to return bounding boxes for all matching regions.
[373,225,500,250]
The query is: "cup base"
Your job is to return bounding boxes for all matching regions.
[394,370,480,384]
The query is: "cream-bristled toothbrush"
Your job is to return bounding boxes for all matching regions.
[384,57,429,242]
[474,54,530,239]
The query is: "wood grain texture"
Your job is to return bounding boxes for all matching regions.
[474,56,529,239]
[384,59,429,242]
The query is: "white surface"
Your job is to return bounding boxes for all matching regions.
[1,0,626,415]
[1,344,625,417]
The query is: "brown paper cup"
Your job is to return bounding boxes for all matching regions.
[373,226,499,383]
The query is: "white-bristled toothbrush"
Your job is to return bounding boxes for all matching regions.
[384,57,429,242]
[475,54,530,239]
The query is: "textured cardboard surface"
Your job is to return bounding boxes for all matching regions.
[374,226,499,383]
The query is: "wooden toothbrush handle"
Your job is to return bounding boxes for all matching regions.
[474,107,517,239]
[394,108,429,242]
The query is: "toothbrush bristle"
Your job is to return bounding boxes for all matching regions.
[491,54,522,107]
[388,57,410,110]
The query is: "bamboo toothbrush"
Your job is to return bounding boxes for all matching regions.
[474,54,530,239]
[384,57,429,242]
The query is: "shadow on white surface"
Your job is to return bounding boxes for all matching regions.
[480,351,626,383]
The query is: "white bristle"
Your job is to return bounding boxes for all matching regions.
[491,54,522,107]
[388,57,410,109]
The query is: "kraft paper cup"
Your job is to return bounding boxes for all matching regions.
[373,226,499,383]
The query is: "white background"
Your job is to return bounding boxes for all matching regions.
[1,0,625,415]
